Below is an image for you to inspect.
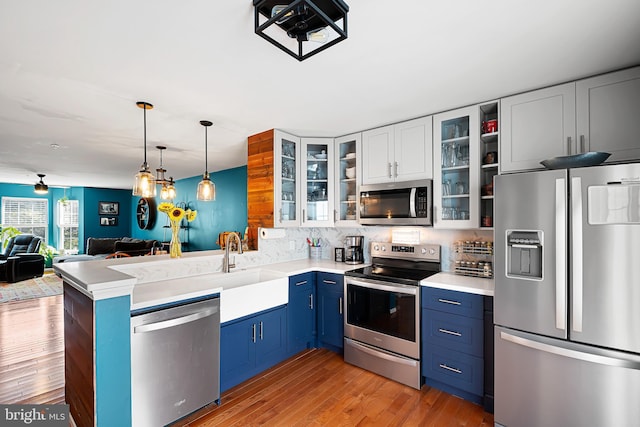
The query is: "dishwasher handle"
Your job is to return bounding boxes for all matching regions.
[134,307,218,334]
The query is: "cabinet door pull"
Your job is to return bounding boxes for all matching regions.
[580,135,585,153]
[334,209,338,222]
[438,328,462,337]
[252,323,256,343]
[339,297,343,315]
[438,298,461,306]
[323,280,337,285]
[394,161,398,177]
[439,364,462,374]
[567,136,572,155]
[302,209,306,222]
[388,163,392,178]
[309,294,314,310]
[259,321,264,340]
[279,208,283,223]
[295,280,307,286]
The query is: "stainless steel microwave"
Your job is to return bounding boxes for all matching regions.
[359,179,432,225]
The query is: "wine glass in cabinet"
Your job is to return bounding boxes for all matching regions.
[334,133,361,226]
[434,105,480,228]
[274,130,301,227]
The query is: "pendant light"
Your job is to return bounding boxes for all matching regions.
[34,173,49,194]
[196,120,215,201]
[132,101,156,197]
[155,146,176,200]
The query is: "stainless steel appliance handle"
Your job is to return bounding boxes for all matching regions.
[134,308,218,334]
[571,176,583,332]
[555,178,567,331]
[500,330,640,369]
[346,278,418,295]
[348,339,418,367]
[409,188,417,218]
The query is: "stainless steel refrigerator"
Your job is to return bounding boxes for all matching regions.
[494,162,640,427]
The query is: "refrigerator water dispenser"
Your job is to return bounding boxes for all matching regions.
[506,230,543,280]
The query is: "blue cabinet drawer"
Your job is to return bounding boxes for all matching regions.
[422,287,484,319]
[422,343,484,396]
[422,309,483,357]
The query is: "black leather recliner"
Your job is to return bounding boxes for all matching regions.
[0,234,45,283]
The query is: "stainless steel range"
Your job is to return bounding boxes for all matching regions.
[344,241,440,389]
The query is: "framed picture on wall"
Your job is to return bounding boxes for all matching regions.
[98,201,119,215]
[100,216,118,226]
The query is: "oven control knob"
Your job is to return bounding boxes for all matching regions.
[381,245,386,251]
[373,244,380,251]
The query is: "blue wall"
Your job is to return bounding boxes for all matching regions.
[131,166,248,251]
[1,166,247,253]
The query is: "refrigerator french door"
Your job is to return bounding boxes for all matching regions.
[494,163,640,427]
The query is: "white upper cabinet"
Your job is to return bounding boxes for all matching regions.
[576,67,640,163]
[500,83,576,173]
[274,130,302,227]
[301,137,335,227]
[501,66,640,173]
[362,116,432,184]
[334,133,361,226]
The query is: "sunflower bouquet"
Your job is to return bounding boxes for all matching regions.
[158,202,197,258]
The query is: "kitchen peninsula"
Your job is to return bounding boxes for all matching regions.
[54,250,357,427]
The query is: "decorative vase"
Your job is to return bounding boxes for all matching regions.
[169,222,182,258]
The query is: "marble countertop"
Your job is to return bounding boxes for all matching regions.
[421,272,494,296]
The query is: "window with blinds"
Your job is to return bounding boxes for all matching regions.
[1,197,49,243]
[58,200,79,254]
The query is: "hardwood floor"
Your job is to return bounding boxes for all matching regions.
[0,295,494,426]
[182,349,494,427]
[0,294,64,404]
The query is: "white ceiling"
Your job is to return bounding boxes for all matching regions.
[1,0,639,190]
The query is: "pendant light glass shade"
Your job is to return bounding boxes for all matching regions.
[133,101,156,197]
[34,173,49,194]
[196,120,216,201]
[165,178,177,200]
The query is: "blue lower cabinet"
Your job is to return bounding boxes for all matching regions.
[287,273,316,356]
[220,306,287,392]
[421,286,489,407]
[317,272,344,352]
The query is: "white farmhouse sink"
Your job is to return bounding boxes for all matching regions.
[216,268,288,323]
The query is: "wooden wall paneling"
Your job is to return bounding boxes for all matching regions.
[247,129,275,249]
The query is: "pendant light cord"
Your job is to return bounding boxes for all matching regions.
[143,104,147,165]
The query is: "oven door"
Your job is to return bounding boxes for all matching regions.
[344,277,420,359]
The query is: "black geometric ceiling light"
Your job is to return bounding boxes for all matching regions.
[34,174,49,194]
[254,0,349,61]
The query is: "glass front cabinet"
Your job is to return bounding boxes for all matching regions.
[301,137,335,227]
[334,133,361,226]
[274,130,301,227]
[433,105,480,228]
[479,101,500,229]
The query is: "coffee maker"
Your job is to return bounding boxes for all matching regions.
[344,236,364,265]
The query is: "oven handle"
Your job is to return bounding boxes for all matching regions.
[346,278,418,295]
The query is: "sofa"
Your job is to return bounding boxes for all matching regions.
[0,234,45,283]
[54,237,160,264]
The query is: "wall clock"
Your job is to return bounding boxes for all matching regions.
[136,198,156,230]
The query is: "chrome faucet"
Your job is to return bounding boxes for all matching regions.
[223,232,243,273]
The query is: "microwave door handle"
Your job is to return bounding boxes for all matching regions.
[410,188,417,217]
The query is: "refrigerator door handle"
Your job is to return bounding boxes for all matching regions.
[555,178,567,330]
[571,176,583,332]
[500,330,640,369]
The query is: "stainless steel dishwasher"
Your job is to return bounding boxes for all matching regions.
[131,295,220,427]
